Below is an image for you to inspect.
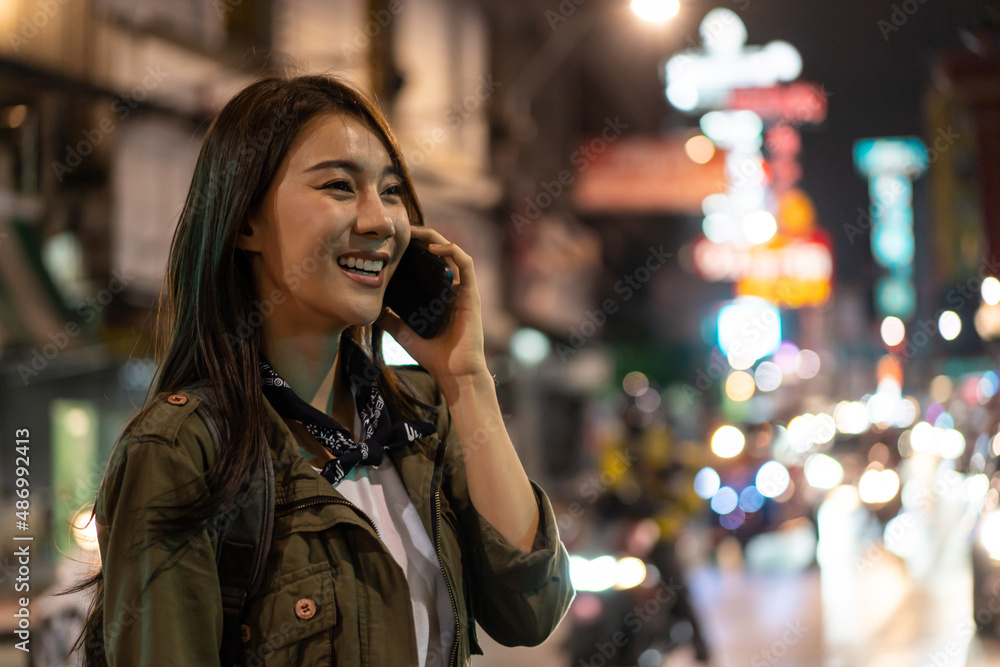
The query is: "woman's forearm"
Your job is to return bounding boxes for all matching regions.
[440,372,540,553]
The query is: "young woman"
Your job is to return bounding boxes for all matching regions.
[73,75,574,666]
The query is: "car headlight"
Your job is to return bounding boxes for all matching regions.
[569,555,648,592]
[980,511,1000,560]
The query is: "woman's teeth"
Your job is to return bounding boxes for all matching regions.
[337,256,384,274]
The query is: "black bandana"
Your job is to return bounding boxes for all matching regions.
[259,333,437,486]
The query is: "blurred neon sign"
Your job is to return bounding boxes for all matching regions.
[693,233,833,308]
[664,9,802,112]
[854,137,927,320]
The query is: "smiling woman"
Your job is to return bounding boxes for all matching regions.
[63,75,574,667]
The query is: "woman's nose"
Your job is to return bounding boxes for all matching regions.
[354,190,395,237]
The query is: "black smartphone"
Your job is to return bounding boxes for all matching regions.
[383,238,457,338]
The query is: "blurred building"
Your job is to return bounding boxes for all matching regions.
[0,0,510,564]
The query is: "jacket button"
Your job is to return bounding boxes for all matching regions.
[167,394,188,406]
[295,598,317,620]
[240,624,251,643]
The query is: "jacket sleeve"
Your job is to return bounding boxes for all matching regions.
[430,379,576,647]
[95,414,224,666]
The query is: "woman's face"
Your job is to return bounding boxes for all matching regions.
[240,113,411,339]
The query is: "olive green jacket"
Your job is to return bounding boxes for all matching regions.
[95,367,574,666]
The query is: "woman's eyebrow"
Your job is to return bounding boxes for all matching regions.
[304,159,398,177]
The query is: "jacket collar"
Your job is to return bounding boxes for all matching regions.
[260,393,444,509]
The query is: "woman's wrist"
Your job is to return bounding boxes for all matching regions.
[438,365,495,406]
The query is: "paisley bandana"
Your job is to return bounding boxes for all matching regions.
[260,334,437,486]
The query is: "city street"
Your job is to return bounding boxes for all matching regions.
[475,503,1000,667]
[0,0,998,666]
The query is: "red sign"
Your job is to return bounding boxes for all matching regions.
[572,135,726,214]
[726,82,829,124]
[692,230,834,308]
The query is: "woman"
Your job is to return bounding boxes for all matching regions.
[72,74,574,666]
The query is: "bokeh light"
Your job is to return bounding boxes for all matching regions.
[711,425,746,458]
[693,467,721,499]
[880,316,905,346]
[754,361,782,391]
[834,401,869,434]
[795,349,821,379]
[710,486,739,514]
[937,429,966,459]
[858,468,900,504]
[743,210,778,245]
[983,276,1000,306]
[623,371,649,396]
[938,311,961,341]
[804,453,844,489]
[72,505,99,551]
[631,0,680,23]
[510,328,551,365]
[773,341,800,373]
[725,370,756,402]
[738,486,765,512]
[929,375,953,404]
[720,508,746,530]
[756,460,790,498]
[685,135,716,164]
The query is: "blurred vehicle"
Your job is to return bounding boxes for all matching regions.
[972,502,1000,636]
[565,510,710,666]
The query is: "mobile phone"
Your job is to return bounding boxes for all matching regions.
[383,238,457,338]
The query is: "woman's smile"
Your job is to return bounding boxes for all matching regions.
[239,112,411,335]
[336,250,390,287]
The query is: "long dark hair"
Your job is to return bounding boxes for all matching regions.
[65,74,437,665]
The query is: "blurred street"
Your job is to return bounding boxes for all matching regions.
[2,0,1000,665]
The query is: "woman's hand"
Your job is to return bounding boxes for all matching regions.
[375,225,491,401]
[380,228,541,553]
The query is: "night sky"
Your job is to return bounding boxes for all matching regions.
[570,0,992,282]
[547,0,996,362]
[711,0,990,284]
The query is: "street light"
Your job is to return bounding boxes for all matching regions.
[630,0,680,23]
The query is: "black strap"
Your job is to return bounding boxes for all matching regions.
[184,384,275,667]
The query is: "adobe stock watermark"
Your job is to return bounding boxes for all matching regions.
[545,0,589,31]
[843,126,959,245]
[340,0,412,59]
[190,109,297,219]
[17,269,136,385]
[749,619,808,666]
[511,116,629,235]
[680,300,783,403]
[406,74,501,169]
[6,0,70,52]
[577,578,685,667]
[893,255,1000,362]
[555,449,639,534]
[920,617,979,667]
[855,469,962,573]
[878,0,930,41]
[555,244,673,362]
[51,65,171,183]
[80,598,146,662]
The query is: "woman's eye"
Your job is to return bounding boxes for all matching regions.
[382,184,402,197]
[322,180,352,192]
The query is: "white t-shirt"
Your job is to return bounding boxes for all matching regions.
[301,406,455,667]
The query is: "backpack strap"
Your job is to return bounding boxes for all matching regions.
[183,384,275,667]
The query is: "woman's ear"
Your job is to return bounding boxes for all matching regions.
[236,215,265,253]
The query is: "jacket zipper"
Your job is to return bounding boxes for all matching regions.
[432,488,461,667]
[429,439,461,667]
[275,495,380,539]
